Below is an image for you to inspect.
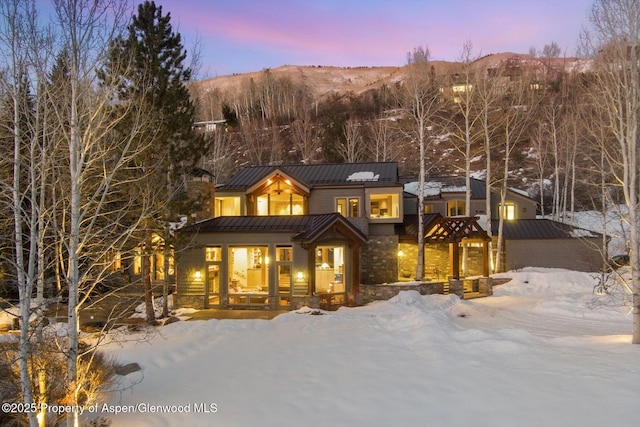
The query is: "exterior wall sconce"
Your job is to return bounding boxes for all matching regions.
[295,271,305,282]
[397,250,404,257]
[194,270,202,281]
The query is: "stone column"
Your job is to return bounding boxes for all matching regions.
[448,279,464,298]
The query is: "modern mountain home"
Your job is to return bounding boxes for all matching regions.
[174,163,604,310]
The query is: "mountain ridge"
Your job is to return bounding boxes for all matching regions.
[196,53,587,98]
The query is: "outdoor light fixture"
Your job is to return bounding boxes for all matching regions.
[296,271,304,280]
[194,270,202,280]
[398,250,404,257]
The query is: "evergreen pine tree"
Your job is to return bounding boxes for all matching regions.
[101,1,206,322]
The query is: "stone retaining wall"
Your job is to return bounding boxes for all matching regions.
[360,282,444,304]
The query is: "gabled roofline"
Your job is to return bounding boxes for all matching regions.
[292,213,367,244]
[245,167,311,194]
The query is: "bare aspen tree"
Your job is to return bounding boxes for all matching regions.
[581,0,640,343]
[447,41,484,275]
[449,41,483,216]
[494,77,538,273]
[50,0,167,423]
[291,112,322,164]
[397,46,441,280]
[368,113,401,162]
[530,114,550,217]
[338,119,366,163]
[0,1,39,425]
[474,64,502,272]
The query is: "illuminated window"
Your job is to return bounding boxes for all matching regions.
[131,236,173,280]
[215,196,241,217]
[424,204,433,214]
[276,246,292,307]
[228,246,269,305]
[254,177,306,216]
[369,193,399,219]
[206,246,222,306]
[108,251,122,272]
[315,245,345,295]
[133,248,142,275]
[500,202,516,220]
[206,247,222,262]
[447,199,466,216]
[336,197,360,217]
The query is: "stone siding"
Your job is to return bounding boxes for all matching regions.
[361,235,398,284]
[424,243,449,280]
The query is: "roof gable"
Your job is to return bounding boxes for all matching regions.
[245,168,310,194]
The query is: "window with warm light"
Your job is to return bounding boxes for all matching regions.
[336,197,360,217]
[369,193,399,219]
[276,246,292,306]
[228,246,269,305]
[315,245,345,295]
[255,177,306,216]
[205,247,222,262]
[131,236,173,280]
[206,246,222,305]
[500,202,516,220]
[447,199,466,216]
[215,196,241,217]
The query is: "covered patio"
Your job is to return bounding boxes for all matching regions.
[396,214,493,298]
[424,216,492,297]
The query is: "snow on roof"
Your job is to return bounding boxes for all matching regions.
[404,181,444,197]
[569,228,598,238]
[346,171,379,182]
[509,187,530,197]
[441,185,466,193]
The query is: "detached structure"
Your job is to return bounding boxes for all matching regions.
[174,164,604,310]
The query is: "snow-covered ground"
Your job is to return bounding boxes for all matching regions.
[98,268,639,427]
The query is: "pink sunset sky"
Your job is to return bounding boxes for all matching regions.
[161,0,594,78]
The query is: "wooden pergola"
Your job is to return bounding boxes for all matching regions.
[424,216,491,280]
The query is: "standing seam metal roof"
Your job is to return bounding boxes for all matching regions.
[491,219,601,239]
[220,162,400,191]
[180,213,367,242]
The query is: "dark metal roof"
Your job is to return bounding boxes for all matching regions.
[180,213,367,243]
[221,162,400,191]
[492,219,602,240]
[404,176,530,200]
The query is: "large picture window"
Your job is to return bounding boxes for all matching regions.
[228,246,269,305]
[215,196,241,216]
[254,176,307,216]
[369,193,399,219]
[315,245,345,294]
[256,192,304,216]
